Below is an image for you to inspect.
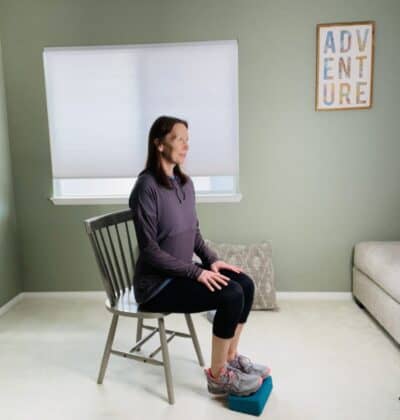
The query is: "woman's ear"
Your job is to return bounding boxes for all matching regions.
[154,138,163,152]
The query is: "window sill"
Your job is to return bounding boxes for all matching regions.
[49,193,242,205]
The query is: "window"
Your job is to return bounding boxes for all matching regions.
[43,40,240,204]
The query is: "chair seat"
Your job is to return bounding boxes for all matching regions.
[105,288,169,318]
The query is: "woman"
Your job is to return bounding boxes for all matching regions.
[129,115,270,397]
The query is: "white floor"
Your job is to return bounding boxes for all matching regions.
[0,295,399,420]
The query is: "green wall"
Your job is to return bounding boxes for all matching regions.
[0,35,21,306]
[0,0,399,294]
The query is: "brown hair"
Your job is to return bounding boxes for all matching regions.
[140,115,189,188]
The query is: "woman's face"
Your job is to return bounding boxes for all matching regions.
[158,123,189,166]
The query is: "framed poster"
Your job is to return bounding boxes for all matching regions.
[316,21,375,111]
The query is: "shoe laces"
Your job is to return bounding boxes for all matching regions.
[219,367,239,384]
[240,354,253,367]
[231,354,253,372]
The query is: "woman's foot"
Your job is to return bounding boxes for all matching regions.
[204,364,262,397]
[227,353,271,379]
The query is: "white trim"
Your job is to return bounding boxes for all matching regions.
[49,193,243,205]
[0,293,24,317]
[277,292,352,300]
[22,291,105,300]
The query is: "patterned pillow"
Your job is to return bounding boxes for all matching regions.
[200,240,278,310]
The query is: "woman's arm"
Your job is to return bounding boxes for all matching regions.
[130,183,202,280]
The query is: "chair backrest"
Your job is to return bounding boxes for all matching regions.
[84,209,137,306]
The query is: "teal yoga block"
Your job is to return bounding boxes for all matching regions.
[228,376,273,416]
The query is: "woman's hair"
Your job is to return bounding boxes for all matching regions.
[140,115,189,188]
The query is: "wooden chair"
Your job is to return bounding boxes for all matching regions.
[84,209,205,404]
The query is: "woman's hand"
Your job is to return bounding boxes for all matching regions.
[210,260,242,274]
[197,269,230,292]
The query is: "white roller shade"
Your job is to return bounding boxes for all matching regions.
[43,40,239,179]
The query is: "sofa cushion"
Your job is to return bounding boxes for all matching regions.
[354,241,400,303]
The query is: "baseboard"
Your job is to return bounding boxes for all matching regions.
[22,291,105,299]
[0,293,24,317]
[276,292,352,300]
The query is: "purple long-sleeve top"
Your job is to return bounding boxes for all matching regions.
[128,169,219,304]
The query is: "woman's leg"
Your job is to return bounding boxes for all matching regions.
[227,323,245,361]
[139,274,245,378]
[216,269,256,361]
[211,335,231,378]
[210,281,244,377]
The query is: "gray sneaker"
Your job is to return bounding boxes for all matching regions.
[204,364,262,397]
[227,353,271,379]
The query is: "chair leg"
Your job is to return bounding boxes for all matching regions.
[158,317,175,405]
[135,317,144,351]
[97,313,119,384]
[184,313,205,367]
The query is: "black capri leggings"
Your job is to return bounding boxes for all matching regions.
[138,264,255,339]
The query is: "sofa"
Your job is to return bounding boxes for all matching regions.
[352,241,400,345]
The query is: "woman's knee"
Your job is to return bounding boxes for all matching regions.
[237,272,255,299]
[218,281,244,308]
[220,269,255,297]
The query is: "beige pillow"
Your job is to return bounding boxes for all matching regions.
[202,239,278,310]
